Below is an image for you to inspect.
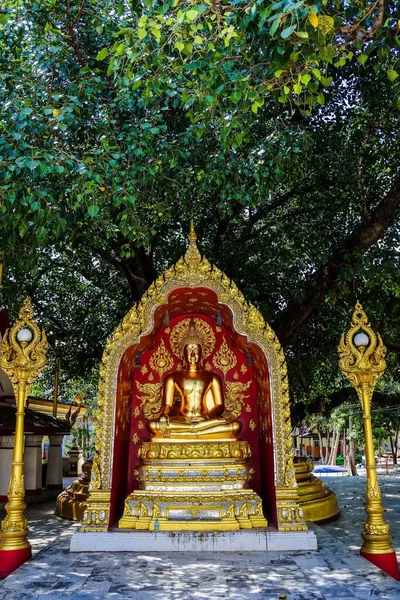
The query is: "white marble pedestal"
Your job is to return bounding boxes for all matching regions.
[70,528,317,552]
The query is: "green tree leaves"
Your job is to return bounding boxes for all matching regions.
[0,0,399,414]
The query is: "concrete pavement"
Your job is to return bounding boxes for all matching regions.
[0,473,399,599]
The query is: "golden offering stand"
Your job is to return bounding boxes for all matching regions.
[339,302,400,580]
[293,458,339,522]
[55,461,92,521]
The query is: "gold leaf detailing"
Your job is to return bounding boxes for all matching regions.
[90,456,101,491]
[364,523,390,535]
[245,404,252,413]
[170,318,215,359]
[366,481,382,499]
[132,433,139,444]
[8,475,25,496]
[1,517,28,533]
[149,339,174,377]
[223,380,251,420]
[140,440,251,461]
[212,337,237,378]
[138,421,145,430]
[133,406,141,418]
[136,381,163,420]
[249,420,256,431]
[124,500,132,517]
[241,364,248,374]
[141,364,148,375]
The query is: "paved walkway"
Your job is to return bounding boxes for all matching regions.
[0,473,400,599]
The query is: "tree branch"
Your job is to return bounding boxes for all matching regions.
[65,0,85,67]
[338,0,385,40]
[273,178,400,347]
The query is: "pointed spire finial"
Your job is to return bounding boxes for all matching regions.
[184,219,201,265]
[188,219,197,244]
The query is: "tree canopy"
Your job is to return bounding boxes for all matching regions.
[0,0,399,412]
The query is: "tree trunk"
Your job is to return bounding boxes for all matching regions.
[318,431,326,464]
[328,427,340,465]
[390,436,398,465]
[346,416,358,476]
[326,427,332,464]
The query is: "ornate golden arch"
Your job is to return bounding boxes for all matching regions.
[83,227,305,532]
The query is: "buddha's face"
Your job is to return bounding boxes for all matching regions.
[184,343,202,367]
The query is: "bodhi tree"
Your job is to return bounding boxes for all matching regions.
[0,0,399,411]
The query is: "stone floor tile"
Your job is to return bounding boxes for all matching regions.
[1,473,400,599]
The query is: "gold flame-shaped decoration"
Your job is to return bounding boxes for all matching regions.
[338,301,386,396]
[0,297,48,394]
[212,336,237,378]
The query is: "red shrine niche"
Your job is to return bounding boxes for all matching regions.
[109,286,276,527]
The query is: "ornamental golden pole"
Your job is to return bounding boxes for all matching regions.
[338,301,399,580]
[0,297,48,578]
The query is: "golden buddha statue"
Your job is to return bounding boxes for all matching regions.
[119,317,268,531]
[147,320,241,440]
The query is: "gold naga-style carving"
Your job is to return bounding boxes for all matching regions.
[223,380,251,420]
[85,222,301,532]
[136,381,163,420]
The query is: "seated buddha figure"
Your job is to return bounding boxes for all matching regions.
[147,320,241,440]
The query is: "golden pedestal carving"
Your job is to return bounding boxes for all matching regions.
[119,440,267,531]
[294,458,340,523]
[80,488,111,532]
[55,461,91,521]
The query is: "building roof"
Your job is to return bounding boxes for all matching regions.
[0,402,70,435]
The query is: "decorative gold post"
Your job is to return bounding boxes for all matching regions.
[0,298,48,578]
[338,301,400,580]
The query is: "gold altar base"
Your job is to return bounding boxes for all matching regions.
[119,439,267,531]
[294,458,340,523]
[119,489,267,531]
